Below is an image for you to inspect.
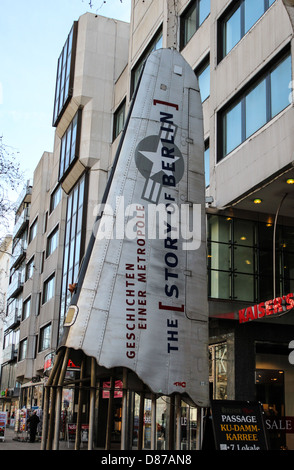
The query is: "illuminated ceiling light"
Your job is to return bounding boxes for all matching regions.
[240,236,246,241]
[286,178,294,184]
[254,198,262,204]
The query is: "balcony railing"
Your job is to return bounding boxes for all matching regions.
[11,239,27,268]
[4,307,21,330]
[13,206,30,239]
[1,344,17,364]
[7,272,24,299]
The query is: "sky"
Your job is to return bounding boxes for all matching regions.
[0,0,131,188]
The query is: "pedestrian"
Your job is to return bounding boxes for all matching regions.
[27,411,40,443]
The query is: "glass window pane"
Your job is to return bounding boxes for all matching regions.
[208,242,231,271]
[234,219,255,246]
[204,145,210,186]
[270,55,291,118]
[199,0,210,25]
[208,215,232,243]
[234,273,255,301]
[184,4,197,44]
[224,101,242,155]
[210,270,231,299]
[198,63,210,102]
[234,246,255,273]
[244,0,265,33]
[245,79,267,138]
[224,7,241,55]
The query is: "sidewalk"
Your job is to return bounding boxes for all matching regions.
[0,426,74,450]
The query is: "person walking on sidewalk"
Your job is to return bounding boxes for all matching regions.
[27,411,40,443]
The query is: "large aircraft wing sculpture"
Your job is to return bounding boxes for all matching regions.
[59,48,209,407]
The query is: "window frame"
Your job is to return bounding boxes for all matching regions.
[38,323,51,353]
[50,185,62,214]
[25,256,35,281]
[59,174,87,338]
[131,28,163,96]
[180,0,210,50]
[42,273,55,305]
[46,225,59,258]
[58,110,82,182]
[195,54,210,103]
[18,338,27,361]
[22,296,31,321]
[53,22,78,126]
[28,217,38,244]
[218,0,276,62]
[217,48,291,162]
[113,99,126,141]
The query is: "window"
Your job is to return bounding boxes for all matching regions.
[43,274,55,304]
[180,0,210,49]
[219,51,291,161]
[22,297,31,320]
[113,100,126,141]
[219,0,276,60]
[19,338,27,361]
[59,175,86,337]
[195,57,210,102]
[50,186,62,214]
[25,257,34,281]
[204,140,210,187]
[53,22,78,126]
[131,30,163,95]
[39,324,51,352]
[29,218,38,243]
[46,226,59,257]
[208,215,294,302]
[59,111,80,180]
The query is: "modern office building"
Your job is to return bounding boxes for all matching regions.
[1,0,294,450]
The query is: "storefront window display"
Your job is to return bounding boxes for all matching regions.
[209,342,228,400]
[132,394,200,450]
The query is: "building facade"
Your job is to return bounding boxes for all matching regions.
[1,0,294,450]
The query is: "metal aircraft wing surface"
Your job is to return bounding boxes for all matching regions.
[60,48,209,407]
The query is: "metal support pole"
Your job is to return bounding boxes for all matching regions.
[273,193,288,298]
[137,392,145,450]
[168,395,175,450]
[53,348,70,450]
[75,356,86,450]
[105,375,114,450]
[175,394,181,450]
[88,357,96,450]
[41,350,64,450]
[121,368,128,450]
[151,393,157,450]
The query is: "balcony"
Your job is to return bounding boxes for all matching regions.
[15,181,32,212]
[1,344,17,364]
[11,239,27,269]
[4,307,21,330]
[7,272,24,299]
[13,206,30,239]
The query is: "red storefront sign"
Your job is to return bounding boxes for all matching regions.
[102,380,123,398]
[238,293,294,324]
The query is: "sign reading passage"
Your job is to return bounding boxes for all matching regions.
[211,401,269,450]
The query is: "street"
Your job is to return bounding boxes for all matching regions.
[0,426,74,450]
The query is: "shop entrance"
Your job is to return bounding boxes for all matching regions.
[255,368,286,450]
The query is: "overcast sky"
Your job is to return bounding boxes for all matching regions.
[0,0,131,187]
